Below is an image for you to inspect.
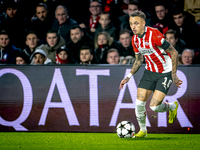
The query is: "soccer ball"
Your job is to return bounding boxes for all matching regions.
[116,121,135,138]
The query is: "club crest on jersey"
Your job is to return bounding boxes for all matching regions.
[145,42,149,46]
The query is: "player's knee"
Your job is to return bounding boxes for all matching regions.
[150,105,161,112]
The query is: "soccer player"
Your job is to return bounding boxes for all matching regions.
[119,11,183,138]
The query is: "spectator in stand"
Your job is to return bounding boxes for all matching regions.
[79,46,94,64]
[15,52,30,65]
[66,25,94,63]
[94,31,120,64]
[0,0,27,48]
[79,0,102,37]
[181,49,194,65]
[119,0,152,32]
[51,5,77,43]
[56,47,71,64]
[95,12,116,40]
[29,3,54,44]
[30,49,52,65]
[40,29,66,63]
[152,2,174,34]
[106,48,120,64]
[118,29,135,57]
[0,30,21,64]
[172,8,200,49]
[164,29,187,65]
[164,29,187,54]
[23,31,43,59]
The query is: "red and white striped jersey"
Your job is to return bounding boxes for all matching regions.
[132,26,172,73]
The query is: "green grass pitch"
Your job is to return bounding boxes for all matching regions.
[0,132,199,150]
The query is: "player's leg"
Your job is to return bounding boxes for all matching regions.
[149,90,176,112]
[149,72,178,123]
[135,88,153,132]
[134,88,153,138]
[134,70,155,138]
[149,90,178,123]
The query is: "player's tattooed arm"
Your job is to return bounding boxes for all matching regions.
[130,53,144,75]
[126,53,143,81]
[165,45,183,88]
[119,53,143,89]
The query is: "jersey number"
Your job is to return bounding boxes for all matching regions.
[162,77,172,90]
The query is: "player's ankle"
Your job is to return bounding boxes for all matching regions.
[140,128,147,133]
[169,102,176,111]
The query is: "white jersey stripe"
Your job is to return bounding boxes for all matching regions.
[149,31,153,49]
[138,37,141,49]
[143,34,146,49]
[145,56,152,71]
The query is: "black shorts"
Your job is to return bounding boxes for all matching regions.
[138,69,172,95]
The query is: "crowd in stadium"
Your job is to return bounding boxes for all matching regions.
[0,0,200,65]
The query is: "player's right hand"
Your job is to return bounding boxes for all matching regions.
[119,77,130,89]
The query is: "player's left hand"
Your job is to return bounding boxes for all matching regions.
[172,75,183,88]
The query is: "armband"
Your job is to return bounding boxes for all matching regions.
[127,73,133,78]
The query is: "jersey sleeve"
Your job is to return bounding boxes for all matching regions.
[152,28,170,50]
[131,36,140,54]
[152,29,165,46]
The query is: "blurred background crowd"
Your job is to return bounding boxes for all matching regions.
[0,0,199,65]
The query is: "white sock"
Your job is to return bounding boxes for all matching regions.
[150,101,176,113]
[135,99,147,132]
[168,102,176,110]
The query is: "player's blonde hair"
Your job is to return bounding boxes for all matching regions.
[129,10,146,20]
